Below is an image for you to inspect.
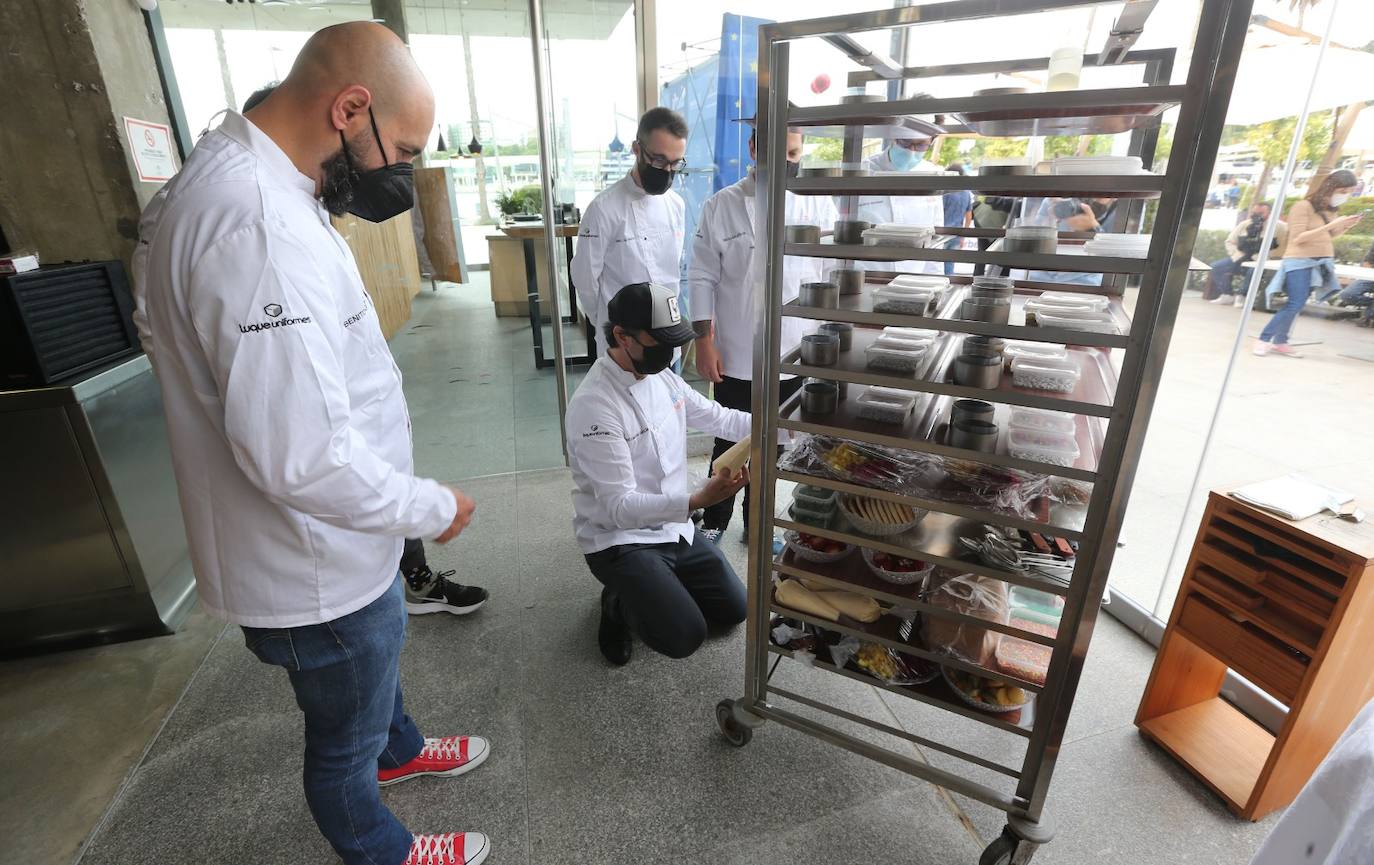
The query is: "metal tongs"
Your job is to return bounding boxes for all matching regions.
[960,529,1074,587]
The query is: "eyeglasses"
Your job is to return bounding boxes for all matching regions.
[637,141,687,172]
[894,138,932,152]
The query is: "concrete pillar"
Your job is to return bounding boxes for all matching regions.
[0,0,175,272]
[371,0,409,44]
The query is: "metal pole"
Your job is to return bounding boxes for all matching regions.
[634,0,658,115]
[527,0,571,463]
[1150,0,1339,620]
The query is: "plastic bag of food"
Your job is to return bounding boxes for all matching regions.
[830,636,937,685]
[922,573,1011,667]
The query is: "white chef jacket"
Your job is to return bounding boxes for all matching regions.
[689,171,838,381]
[131,111,456,629]
[571,172,686,356]
[566,357,751,554]
[850,150,945,276]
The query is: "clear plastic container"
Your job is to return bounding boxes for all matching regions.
[1038,291,1109,311]
[854,386,918,424]
[873,285,935,316]
[883,326,938,343]
[1008,405,1077,435]
[1010,586,1065,626]
[792,485,838,513]
[865,337,931,373]
[1034,309,1120,334]
[863,226,935,248]
[889,275,949,291]
[1025,299,1107,318]
[788,503,835,529]
[1008,426,1080,467]
[1002,340,1067,369]
[1011,355,1081,393]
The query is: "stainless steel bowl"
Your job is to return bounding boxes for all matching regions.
[799,281,839,309]
[785,224,821,244]
[842,93,884,104]
[833,220,871,245]
[951,399,996,426]
[950,418,999,452]
[961,335,1006,358]
[830,268,865,296]
[801,380,839,415]
[799,166,844,178]
[953,353,1003,389]
[818,322,853,351]
[959,297,1012,324]
[800,333,840,366]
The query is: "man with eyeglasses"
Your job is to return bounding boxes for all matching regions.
[852,132,946,276]
[572,107,689,359]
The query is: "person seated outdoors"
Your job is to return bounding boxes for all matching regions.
[1208,201,1288,305]
[1329,238,1374,327]
[566,282,753,666]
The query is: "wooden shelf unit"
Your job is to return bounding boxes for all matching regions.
[1136,490,1374,820]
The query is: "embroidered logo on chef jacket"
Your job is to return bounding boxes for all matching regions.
[342,306,371,329]
[238,302,312,334]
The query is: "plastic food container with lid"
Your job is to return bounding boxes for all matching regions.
[1034,309,1120,334]
[873,285,936,316]
[889,274,949,291]
[863,225,936,248]
[1002,341,1068,368]
[1008,427,1081,467]
[1008,405,1077,435]
[791,485,839,524]
[854,386,919,425]
[865,336,931,374]
[1038,291,1109,311]
[883,326,938,343]
[1025,299,1107,318]
[1011,355,1081,393]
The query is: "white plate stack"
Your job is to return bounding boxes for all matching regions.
[1052,155,1146,175]
[1082,233,1151,258]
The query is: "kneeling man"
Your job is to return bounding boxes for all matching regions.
[567,282,752,665]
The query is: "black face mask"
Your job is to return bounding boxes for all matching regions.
[785,160,801,179]
[637,159,675,196]
[324,108,415,223]
[629,335,674,375]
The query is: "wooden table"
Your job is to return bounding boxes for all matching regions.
[1136,489,1374,820]
[497,222,595,369]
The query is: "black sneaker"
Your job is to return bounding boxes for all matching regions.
[598,588,632,666]
[404,567,489,616]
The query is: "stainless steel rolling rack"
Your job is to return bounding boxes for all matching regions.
[713,1,1255,863]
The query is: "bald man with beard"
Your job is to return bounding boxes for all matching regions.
[133,23,490,865]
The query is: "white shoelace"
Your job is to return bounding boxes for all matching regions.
[419,736,464,762]
[409,833,461,865]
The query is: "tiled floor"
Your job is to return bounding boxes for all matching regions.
[13,276,1363,865]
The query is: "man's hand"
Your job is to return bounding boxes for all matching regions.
[434,486,476,543]
[695,334,724,383]
[1064,202,1100,233]
[689,465,749,512]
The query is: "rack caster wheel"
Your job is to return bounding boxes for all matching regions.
[979,832,1017,865]
[980,824,1047,865]
[715,699,753,747]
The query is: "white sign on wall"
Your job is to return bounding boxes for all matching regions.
[123,117,178,183]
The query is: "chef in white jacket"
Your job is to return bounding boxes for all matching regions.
[132,24,489,865]
[852,132,946,276]
[572,107,688,358]
[690,124,835,542]
[566,282,753,667]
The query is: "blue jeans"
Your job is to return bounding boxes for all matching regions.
[242,576,423,865]
[1259,266,1314,345]
[1208,257,1244,296]
[943,236,960,276]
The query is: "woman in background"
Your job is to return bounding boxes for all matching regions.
[1255,169,1363,357]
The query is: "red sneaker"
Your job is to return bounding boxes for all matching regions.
[378,736,490,787]
[403,832,490,865]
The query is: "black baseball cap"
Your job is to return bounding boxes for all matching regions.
[606,282,696,348]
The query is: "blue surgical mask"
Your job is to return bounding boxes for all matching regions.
[888,144,923,171]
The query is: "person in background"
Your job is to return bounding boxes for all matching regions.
[567,283,752,666]
[133,24,492,865]
[572,107,688,358]
[1328,237,1374,328]
[690,123,835,545]
[1256,169,1363,357]
[1207,201,1288,306]
[940,163,975,276]
[853,131,945,276]
[245,83,490,618]
[1023,196,1114,286]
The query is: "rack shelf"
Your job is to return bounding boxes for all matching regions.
[767,644,1036,737]
[788,86,1187,136]
[772,548,1061,648]
[787,174,1165,200]
[783,287,1131,351]
[786,240,1146,274]
[782,326,1119,417]
[768,602,1045,694]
